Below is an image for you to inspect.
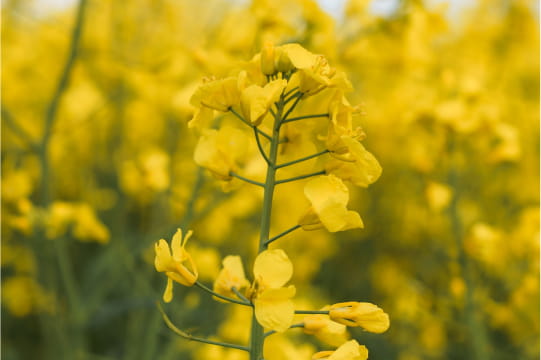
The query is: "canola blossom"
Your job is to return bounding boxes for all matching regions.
[154,229,198,302]
[3,1,538,359]
[153,42,389,358]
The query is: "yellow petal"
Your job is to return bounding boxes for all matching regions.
[254,286,296,332]
[163,277,173,303]
[188,106,214,130]
[213,255,249,299]
[279,43,318,70]
[240,80,286,125]
[253,249,293,288]
[171,228,183,262]
[326,139,382,188]
[318,206,364,232]
[154,239,172,272]
[304,175,349,211]
[329,340,368,360]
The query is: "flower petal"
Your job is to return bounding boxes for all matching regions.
[253,249,293,288]
[154,239,172,272]
[254,286,296,332]
[171,228,183,262]
[163,277,173,303]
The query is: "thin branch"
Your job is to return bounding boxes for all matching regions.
[38,0,88,205]
[264,323,304,338]
[194,281,252,306]
[264,225,301,246]
[230,172,265,188]
[229,107,271,141]
[158,303,250,352]
[281,94,303,124]
[283,87,299,99]
[253,127,271,165]
[282,113,329,124]
[42,0,88,147]
[276,149,329,169]
[284,91,301,105]
[2,107,38,150]
[275,170,326,185]
[231,287,251,304]
[294,310,330,315]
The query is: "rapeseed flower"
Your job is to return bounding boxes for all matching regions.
[154,229,198,303]
[298,175,364,232]
[329,302,390,333]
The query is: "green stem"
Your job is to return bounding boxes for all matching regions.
[39,0,88,204]
[276,170,326,185]
[232,287,251,304]
[282,93,303,121]
[253,127,271,165]
[2,107,38,150]
[282,113,329,124]
[230,107,272,141]
[283,87,299,99]
[447,134,489,360]
[249,87,285,360]
[158,303,250,352]
[230,172,265,187]
[194,281,252,306]
[276,149,329,169]
[265,225,301,246]
[264,323,305,338]
[294,310,329,315]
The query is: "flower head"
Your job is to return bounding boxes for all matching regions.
[213,255,250,301]
[190,76,241,112]
[240,79,287,125]
[298,175,364,232]
[325,137,382,188]
[329,302,390,333]
[251,249,296,332]
[154,229,198,303]
[193,126,249,181]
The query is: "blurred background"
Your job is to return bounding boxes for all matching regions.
[2,0,539,359]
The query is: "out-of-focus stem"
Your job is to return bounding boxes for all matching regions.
[448,135,490,360]
[39,0,88,204]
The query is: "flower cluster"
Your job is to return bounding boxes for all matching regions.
[154,43,388,359]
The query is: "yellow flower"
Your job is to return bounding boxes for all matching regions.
[311,340,369,360]
[297,55,336,95]
[213,255,250,301]
[329,302,390,333]
[193,126,249,181]
[240,79,287,125]
[425,181,452,211]
[326,93,366,156]
[252,249,296,333]
[190,76,241,112]
[275,43,318,72]
[298,175,364,232]
[154,229,198,303]
[303,311,350,346]
[325,137,382,188]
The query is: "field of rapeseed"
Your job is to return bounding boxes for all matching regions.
[2,1,539,359]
